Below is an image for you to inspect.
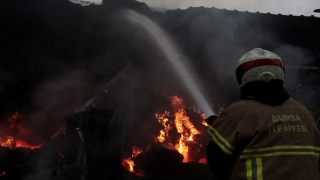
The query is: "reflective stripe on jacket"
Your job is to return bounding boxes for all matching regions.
[207,98,320,180]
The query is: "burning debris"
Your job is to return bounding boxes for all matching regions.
[121,146,144,177]
[157,96,208,163]
[126,142,215,180]
[122,95,212,178]
[154,111,172,143]
[0,112,43,150]
[1,0,319,179]
[0,107,130,179]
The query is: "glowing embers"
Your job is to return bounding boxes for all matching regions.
[0,112,42,150]
[198,157,207,164]
[0,136,16,149]
[155,95,201,162]
[121,146,144,176]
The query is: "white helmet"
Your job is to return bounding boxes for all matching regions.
[236,48,285,87]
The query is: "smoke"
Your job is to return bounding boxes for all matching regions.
[0,0,319,179]
[24,70,95,140]
[159,8,319,109]
[274,44,317,107]
[1,0,317,142]
[1,0,316,120]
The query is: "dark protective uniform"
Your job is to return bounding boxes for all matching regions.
[207,98,320,180]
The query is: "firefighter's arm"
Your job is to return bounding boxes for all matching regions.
[206,141,235,180]
[206,110,241,179]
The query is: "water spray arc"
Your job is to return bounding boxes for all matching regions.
[124,10,215,116]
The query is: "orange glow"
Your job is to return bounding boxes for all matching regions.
[8,112,23,123]
[0,136,16,149]
[122,146,144,176]
[0,136,42,150]
[15,139,43,150]
[201,113,209,127]
[155,111,171,143]
[0,112,43,150]
[198,157,207,164]
[132,146,143,158]
[122,158,135,172]
[170,96,200,162]
[154,96,202,162]
[123,95,208,174]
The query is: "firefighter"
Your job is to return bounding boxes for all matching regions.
[206,48,320,180]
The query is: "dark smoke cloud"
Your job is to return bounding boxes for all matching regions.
[153,8,320,109]
[1,1,318,121]
[25,70,95,139]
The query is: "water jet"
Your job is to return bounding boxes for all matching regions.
[124,10,215,116]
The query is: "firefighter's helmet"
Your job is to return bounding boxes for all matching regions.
[236,48,284,87]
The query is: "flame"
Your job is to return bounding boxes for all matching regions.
[0,112,43,150]
[0,136,16,149]
[122,158,135,172]
[0,136,42,150]
[201,113,209,127]
[155,111,172,143]
[15,139,43,150]
[121,146,144,176]
[170,96,201,162]
[122,95,208,174]
[154,96,202,162]
[132,146,143,158]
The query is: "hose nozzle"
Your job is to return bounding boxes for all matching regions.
[205,115,218,126]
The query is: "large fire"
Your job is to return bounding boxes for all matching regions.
[122,95,208,175]
[169,95,201,162]
[0,112,43,150]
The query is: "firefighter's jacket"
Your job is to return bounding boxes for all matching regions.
[208,98,320,180]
